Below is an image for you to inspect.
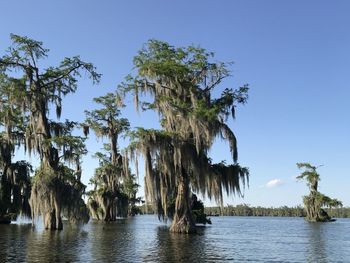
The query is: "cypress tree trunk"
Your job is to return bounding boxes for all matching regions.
[33,108,63,230]
[0,174,11,224]
[54,199,63,230]
[170,173,196,234]
[43,211,62,230]
[42,194,63,230]
[103,199,116,222]
[104,203,111,221]
[0,167,11,214]
[305,180,331,222]
[111,200,117,219]
[104,208,112,221]
[34,179,63,230]
[0,153,12,222]
[305,195,318,221]
[109,126,118,165]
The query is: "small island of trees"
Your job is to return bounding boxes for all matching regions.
[296,163,342,222]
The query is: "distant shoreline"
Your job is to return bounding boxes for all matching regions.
[204,205,350,218]
[137,204,350,218]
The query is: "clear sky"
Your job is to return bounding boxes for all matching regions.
[1,0,349,207]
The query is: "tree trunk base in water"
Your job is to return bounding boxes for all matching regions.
[306,217,335,222]
[306,208,334,222]
[170,216,196,234]
[170,173,196,234]
[104,218,117,222]
[44,212,63,230]
[0,216,11,224]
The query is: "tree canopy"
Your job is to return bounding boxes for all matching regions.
[122,40,249,233]
[0,34,99,229]
[1,35,251,234]
[84,92,133,221]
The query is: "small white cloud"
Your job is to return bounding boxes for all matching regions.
[266,179,284,188]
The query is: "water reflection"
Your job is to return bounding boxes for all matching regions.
[25,224,86,262]
[143,226,222,262]
[305,223,328,263]
[1,216,349,262]
[0,224,31,262]
[89,219,138,262]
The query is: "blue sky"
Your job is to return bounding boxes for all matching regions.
[1,0,349,207]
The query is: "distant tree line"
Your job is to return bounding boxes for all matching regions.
[203,204,350,218]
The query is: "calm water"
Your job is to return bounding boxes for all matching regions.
[0,216,349,262]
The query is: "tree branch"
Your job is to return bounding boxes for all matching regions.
[41,63,83,88]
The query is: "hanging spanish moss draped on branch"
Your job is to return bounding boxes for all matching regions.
[0,34,99,229]
[121,40,249,233]
[0,74,32,222]
[84,92,135,221]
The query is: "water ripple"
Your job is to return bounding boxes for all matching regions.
[0,216,349,262]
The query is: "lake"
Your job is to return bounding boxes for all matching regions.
[0,215,349,262]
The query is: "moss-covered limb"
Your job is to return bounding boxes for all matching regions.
[129,132,248,218]
[0,75,32,221]
[6,161,32,217]
[29,127,89,229]
[86,160,126,221]
[297,163,343,222]
[121,173,141,217]
[0,133,32,221]
[122,40,249,234]
[30,164,89,229]
[87,164,139,220]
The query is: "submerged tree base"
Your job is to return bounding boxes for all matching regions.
[170,218,196,234]
[306,208,336,222]
[297,163,342,224]
[306,217,336,222]
[43,211,63,230]
[30,165,89,230]
[0,216,11,224]
[170,205,197,234]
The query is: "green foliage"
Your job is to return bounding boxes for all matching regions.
[122,173,139,198]
[31,164,89,223]
[0,34,100,121]
[84,92,133,221]
[205,204,307,217]
[121,40,249,233]
[297,162,342,222]
[0,34,98,228]
[191,194,211,225]
[0,133,32,220]
[296,162,320,189]
[83,92,129,139]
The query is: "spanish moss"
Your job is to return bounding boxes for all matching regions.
[84,92,135,221]
[122,40,249,233]
[0,34,99,229]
